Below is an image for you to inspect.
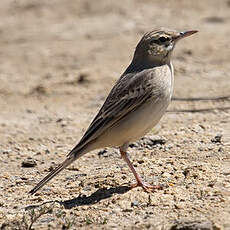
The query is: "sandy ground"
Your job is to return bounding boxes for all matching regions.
[0,0,230,229]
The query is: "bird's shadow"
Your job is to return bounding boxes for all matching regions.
[26,185,131,210]
[61,185,130,209]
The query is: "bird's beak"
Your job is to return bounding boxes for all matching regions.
[174,30,198,41]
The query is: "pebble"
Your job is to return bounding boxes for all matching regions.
[131,200,139,207]
[21,158,37,168]
[211,135,222,143]
[98,149,107,157]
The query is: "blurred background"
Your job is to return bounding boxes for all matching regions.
[0,0,230,229]
[0,0,229,97]
[0,0,229,140]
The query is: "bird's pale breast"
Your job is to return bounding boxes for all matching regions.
[94,64,174,149]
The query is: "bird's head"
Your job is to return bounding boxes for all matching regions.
[133,28,198,66]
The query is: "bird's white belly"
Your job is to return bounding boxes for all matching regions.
[96,96,171,148]
[119,97,171,142]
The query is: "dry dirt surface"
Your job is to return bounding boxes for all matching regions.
[0,0,230,229]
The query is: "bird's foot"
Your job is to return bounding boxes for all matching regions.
[130,181,163,192]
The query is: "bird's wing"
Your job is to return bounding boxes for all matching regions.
[29,67,167,194]
[68,68,162,156]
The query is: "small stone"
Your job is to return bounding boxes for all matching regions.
[167,143,174,149]
[174,203,185,209]
[98,149,107,157]
[131,200,139,207]
[26,109,33,113]
[218,147,223,152]
[45,149,50,154]
[56,118,63,123]
[2,150,11,155]
[182,168,190,177]
[137,159,144,164]
[129,143,138,148]
[21,158,37,168]
[78,73,89,83]
[211,135,222,143]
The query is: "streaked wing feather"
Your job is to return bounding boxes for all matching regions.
[68,69,158,156]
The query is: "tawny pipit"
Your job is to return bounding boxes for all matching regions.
[30,28,197,194]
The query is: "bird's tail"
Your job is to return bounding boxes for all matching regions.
[29,155,76,195]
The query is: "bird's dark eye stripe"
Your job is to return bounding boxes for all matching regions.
[150,36,170,45]
[158,36,170,42]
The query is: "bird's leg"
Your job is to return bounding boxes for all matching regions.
[120,150,162,191]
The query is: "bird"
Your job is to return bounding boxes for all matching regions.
[29,28,197,194]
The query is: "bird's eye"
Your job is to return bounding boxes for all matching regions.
[158,36,170,42]
[149,36,170,46]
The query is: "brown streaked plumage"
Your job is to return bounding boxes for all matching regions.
[29,28,197,195]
